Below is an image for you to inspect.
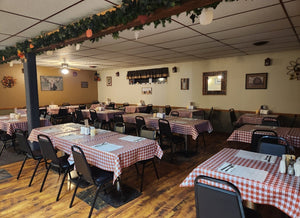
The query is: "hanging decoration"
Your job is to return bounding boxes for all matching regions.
[199,8,214,25]
[0,0,237,64]
[1,76,16,88]
[286,58,300,80]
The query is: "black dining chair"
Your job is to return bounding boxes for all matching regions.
[79,104,86,110]
[37,134,74,201]
[165,105,171,115]
[0,131,15,157]
[75,108,85,124]
[15,129,43,187]
[89,109,99,127]
[145,104,153,114]
[261,117,280,127]
[195,175,261,218]
[251,129,278,152]
[135,116,146,136]
[229,108,243,131]
[258,136,292,157]
[170,111,179,117]
[69,145,113,218]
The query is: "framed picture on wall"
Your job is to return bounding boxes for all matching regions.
[106,76,112,86]
[245,73,268,89]
[40,76,63,91]
[181,78,189,90]
[142,87,152,95]
[81,81,88,88]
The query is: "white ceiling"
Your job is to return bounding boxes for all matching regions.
[0,0,299,70]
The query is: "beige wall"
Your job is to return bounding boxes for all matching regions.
[97,49,300,114]
[0,64,98,109]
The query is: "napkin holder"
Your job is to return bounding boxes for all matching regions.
[260,109,269,115]
[10,113,16,119]
[49,104,58,109]
[156,113,165,119]
[188,105,194,110]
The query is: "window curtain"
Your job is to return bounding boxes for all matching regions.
[127,67,169,79]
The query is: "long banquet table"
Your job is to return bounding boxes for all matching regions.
[28,123,163,183]
[0,115,51,135]
[227,124,300,148]
[180,148,300,218]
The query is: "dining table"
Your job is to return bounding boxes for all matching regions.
[170,109,204,118]
[125,105,147,113]
[227,124,300,148]
[0,114,51,135]
[180,148,300,218]
[236,113,279,125]
[28,123,163,184]
[81,109,124,122]
[47,105,79,114]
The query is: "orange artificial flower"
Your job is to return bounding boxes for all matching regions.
[86,29,93,38]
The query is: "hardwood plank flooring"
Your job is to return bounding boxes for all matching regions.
[0,132,290,218]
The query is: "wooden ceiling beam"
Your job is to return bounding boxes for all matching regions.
[35,0,221,53]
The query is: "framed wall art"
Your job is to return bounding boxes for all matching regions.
[181,78,189,90]
[106,76,112,86]
[142,87,152,95]
[40,76,63,91]
[81,81,88,88]
[245,73,268,89]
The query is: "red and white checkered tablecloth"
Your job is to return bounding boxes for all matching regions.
[236,114,279,125]
[29,124,163,183]
[227,125,291,144]
[123,113,153,124]
[170,109,204,118]
[0,116,51,135]
[180,148,300,218]
[146,117,213,140]
[125,106,147,113]
[286,128,300,148]
[82,109,124,122]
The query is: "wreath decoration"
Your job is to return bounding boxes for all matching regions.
[286,58,300,80]
[1,76,16,88]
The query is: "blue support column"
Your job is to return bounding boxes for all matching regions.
[23,53,40,149]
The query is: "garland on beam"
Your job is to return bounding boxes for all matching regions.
[0,0,236,64]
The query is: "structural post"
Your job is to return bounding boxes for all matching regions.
[23,53,40,137]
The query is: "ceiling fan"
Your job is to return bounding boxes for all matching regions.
[60,59,80,74]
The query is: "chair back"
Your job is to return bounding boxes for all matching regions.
[290,115,297,128]
[261,117,280,127]
[75,109,84,122]
[79,104,86,110]
[251,129,278,152]
[170,111,179,117]
[229,108,237,124]
[107,102,115,110]
[89,109,98,122]
[158,119,172,139]
[71,145,94,184]
[37,134,60,165]
[135,116,146,136]
[207,107,214,121]
[165,105,171,115]
[114,122,125,134]
[14,129,33,156]
[193,110,205,119]
[39,108,47,118]
[123,102,129,107]
[194,175,245,218]
[145,104,153,114]
[58,107,68,117]
[258,136,289,156]
[114,114,124,123]
[62,102,70,106]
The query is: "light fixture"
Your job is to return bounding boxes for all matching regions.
[75,44,81,51]
[199,8,214,25]
[134,30,140,40]
[253,41,269,46]
[60,63,69,74]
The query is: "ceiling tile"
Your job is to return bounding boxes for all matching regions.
[0,12,36,35]
[284,0,300,16]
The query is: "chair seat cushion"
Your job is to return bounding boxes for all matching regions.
[91,166,113,186]
[31,150,43,159]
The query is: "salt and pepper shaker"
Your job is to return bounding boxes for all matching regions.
[279,155,286,174]
[287,158,295,176]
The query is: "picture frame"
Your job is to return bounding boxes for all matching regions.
[106,76,112,86]
[142,87,152,95]
[181,78,189,90]
[81,81,88,88]
[40,76,63,91]
[245,73,268,89]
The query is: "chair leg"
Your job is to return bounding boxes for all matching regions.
[56,169,68,201]
[29,159,41,187]
[17,156,28,179]
[135,163,139,175]
[152,159,159,180]
[69,179,81,208]
[40,164,51,192]
[0,142,6,156]
[89,186,102,218]
[140,162,145,192]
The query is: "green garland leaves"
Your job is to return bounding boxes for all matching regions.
[0,0,235,64]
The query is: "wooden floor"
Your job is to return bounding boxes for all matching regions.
[0,132,289,218]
